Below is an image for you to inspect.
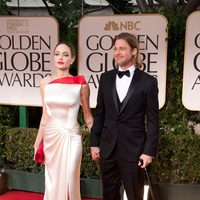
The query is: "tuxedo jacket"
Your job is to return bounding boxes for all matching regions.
[90,68,159,161]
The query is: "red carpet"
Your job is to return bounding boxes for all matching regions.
[0,190,101,200]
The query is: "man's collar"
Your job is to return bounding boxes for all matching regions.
[118,65,136,73]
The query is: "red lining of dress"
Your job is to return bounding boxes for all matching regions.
[49,75,86,84]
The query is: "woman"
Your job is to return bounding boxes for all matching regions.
[34,41,93,200]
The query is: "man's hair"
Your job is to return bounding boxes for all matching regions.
[113,32,142,68]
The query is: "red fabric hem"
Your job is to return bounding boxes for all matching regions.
[49,75,86,85]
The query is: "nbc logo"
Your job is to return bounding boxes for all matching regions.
[104,21,140,31]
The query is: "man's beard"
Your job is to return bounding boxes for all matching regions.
[115,55,134,67]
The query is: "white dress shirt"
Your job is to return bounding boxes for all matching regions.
[116,65,136,102]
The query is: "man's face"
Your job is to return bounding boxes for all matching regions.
[113,39,137,69]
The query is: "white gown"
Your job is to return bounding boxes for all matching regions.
[43,76,86,200]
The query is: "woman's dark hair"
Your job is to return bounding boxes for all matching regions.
[54,41,75,58]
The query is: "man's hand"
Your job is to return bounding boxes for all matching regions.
[138,154,154,168]
[91,147,100,160]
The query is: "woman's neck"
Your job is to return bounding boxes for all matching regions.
[56,69,70,78]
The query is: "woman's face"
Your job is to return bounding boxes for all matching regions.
[54,44,74,70]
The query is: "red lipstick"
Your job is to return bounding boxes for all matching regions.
[57,61,64,65]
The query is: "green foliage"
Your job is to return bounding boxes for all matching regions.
[4,127,44,173]
[150,9,197,135]
[0,106,43,129]
[106,0,135,14]
[0,125,9,168]
[150,133,200,184]
[0,106,18,127]
[81,130,100,178]
[48,0,82,42]
[1,126,100,178]
[0,0,12,15]
[154,11,200,184]
[46,0,82,74]
[2,125,200,183]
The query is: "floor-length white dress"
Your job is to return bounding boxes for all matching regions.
[43,76,86,200]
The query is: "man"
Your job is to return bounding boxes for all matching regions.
[90,32,159,200]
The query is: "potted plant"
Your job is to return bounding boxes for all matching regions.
[149,131,200,200]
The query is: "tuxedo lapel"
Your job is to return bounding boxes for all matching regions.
[120,69,140,113]
[111,69,119,112]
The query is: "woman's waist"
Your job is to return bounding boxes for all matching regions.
[46,118,80,134]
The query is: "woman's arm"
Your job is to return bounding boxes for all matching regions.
[80,83,93,131]
[34,78,48,155]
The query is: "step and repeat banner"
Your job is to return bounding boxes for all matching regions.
[182,11,200,111]
[78,14,168,109]
[0,16,59,106]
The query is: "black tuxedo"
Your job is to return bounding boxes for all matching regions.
[90,68,159,200]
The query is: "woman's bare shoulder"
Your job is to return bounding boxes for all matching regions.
[40,76,53,87]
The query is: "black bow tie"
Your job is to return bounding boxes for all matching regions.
[117,70,130,78]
